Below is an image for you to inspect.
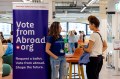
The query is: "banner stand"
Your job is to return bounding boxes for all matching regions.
[13,2,50,79]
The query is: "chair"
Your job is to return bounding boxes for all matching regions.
[66,48,83,58]
[66,48,85,79]
[2,64,11,77]
[2,54,13,67]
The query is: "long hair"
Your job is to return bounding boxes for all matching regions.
[48,21,60,40]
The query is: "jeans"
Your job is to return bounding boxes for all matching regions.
[69,43,75,54]
[50,56,66,79]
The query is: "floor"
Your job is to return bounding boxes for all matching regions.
[99,63,120,79]
[2,62,120,79]
[67,61,120,79]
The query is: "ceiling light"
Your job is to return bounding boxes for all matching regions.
[80,7,87,12]
[87,0,96,6]
[80,0,97,12]
[22,0,32,2]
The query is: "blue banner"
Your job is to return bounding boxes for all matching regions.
[13,3,50,79]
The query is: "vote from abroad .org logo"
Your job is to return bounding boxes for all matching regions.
[15,21,45,52]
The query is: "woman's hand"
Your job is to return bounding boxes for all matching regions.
[54,56,58,60]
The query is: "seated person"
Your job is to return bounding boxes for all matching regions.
[2,39,13,56]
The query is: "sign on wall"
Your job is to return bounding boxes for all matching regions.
[113,40,120,50]
[13,3,50,79]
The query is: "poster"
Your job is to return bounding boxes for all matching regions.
[13,3,50,79]
[113,40,120,50]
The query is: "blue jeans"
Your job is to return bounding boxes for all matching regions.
[50,56,66,79]
[69,43,75,54]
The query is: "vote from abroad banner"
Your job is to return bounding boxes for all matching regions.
[13,3,50,79]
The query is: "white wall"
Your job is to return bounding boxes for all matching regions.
[117,13,120,68]
[111,13,120,69]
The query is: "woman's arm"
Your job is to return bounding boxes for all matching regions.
[46,43,58,59]
[102,40,107,52]
[83,40,94,53]
[84,40,107,53]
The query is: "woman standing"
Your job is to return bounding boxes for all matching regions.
[83,15,107,79]
[68,31,75,54]
[46,22,66,79]
[82,31,86,43]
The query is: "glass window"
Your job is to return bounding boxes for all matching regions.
[0,23,11,38]
[68,22,86,35]
[86,24,92,35]
[60,22,67,36]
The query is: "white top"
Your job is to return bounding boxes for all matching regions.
[89,32,104,57]
[74,35,79,42]
[68,35,75,43]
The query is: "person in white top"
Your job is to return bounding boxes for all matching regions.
[79,31,83,41]
[73,30,79,48]
[83,15,107,79]
[0,40,4,79]
[68,31,75,54]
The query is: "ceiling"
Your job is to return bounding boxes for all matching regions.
[0,0,100,23]
[54,0,100,22]
[55,0,99,13]
[0,0,22,23]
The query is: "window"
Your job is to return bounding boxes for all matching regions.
[0,23,12,38]
[68,22,86,35]
[60,22,67,36]
[86,24,92,35]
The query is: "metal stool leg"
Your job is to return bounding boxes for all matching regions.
[78,65,81,79]
[69,63,72,79]
[74,64,75,78]
[80,65,85,79]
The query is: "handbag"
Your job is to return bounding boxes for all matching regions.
[78,45,90,65]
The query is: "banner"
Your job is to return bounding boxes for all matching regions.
[13,3,50,79]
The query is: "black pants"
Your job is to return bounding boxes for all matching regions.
[86,55,103,79]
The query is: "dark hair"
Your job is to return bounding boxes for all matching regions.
[48,21,60,40]
[88,15,100,28]
[10,31,13,35]
[74,32,77,35]
[7,39,11,43]
[79,31,82,33]
[2,39,7,44]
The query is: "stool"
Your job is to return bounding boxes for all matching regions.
[66,58,85,79]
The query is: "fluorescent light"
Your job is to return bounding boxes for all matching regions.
[87,0,96,6]
[80,0,97,12]
[22,0,32,2]
[80,7,87,12]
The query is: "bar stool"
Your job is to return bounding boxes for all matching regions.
[66,48,84,79]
